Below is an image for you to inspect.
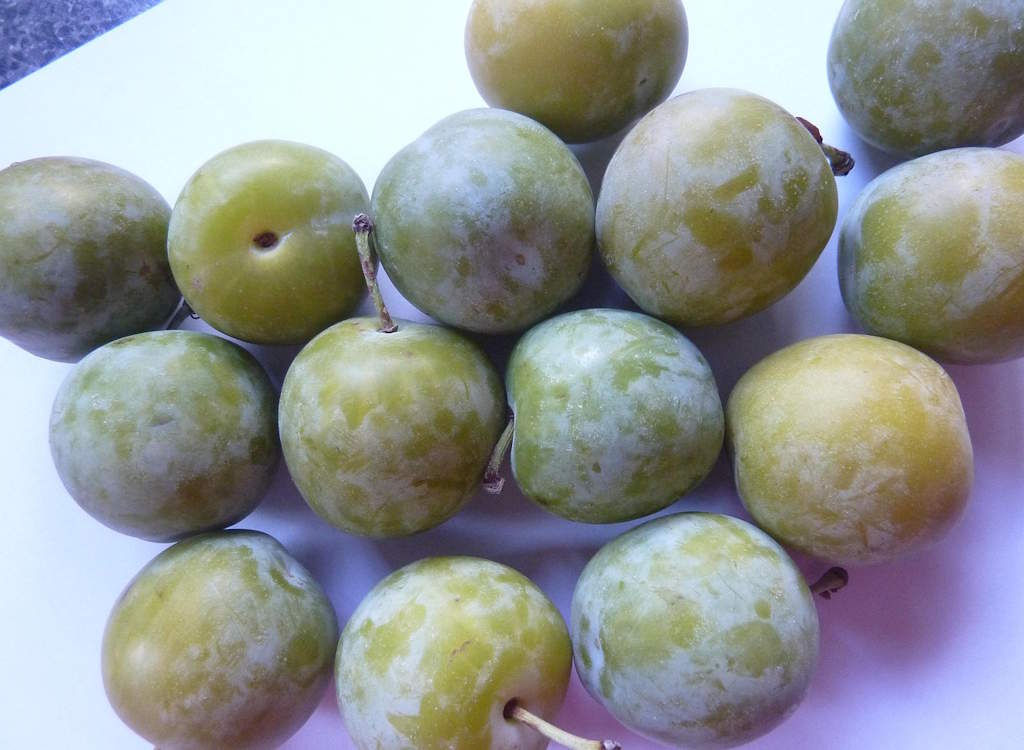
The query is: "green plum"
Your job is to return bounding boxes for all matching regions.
[168,140,369,344]
[828,0,1024,157]
[572,512,819,749]
[371,108,594,334]
[102,530,338,750]
[465,0,688,143]
[840,147,1024,364]
[49,330,278,541]
[507,308,723,523]
[727,334,973,566]
[0,156,179,362]
[336,557,573,750]
[279,317,505,537]
[596,88,839,327]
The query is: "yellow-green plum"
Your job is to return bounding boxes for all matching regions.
[465,0,688,143]
[0,157,179,362]
[727,335,973,566]
[102,530,338,750]
[507,308,723,523]
[49,330,279,541]
[279,318,505,537]
[571,513,819,749]
[168,140,368,344]
[839,148,1024,364]
[371,109,594,334]
[828,0,1024,157]
[597,88,839,327]
[336,557,572,750]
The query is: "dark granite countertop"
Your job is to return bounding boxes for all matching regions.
[0,0,164,89]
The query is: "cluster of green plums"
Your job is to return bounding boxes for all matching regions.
[2,0,1023,748]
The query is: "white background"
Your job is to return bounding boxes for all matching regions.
[2,1,1023,748]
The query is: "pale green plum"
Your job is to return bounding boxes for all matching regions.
[840,148,1024,364]
[336,557,572,750]
[465,0,688,143]
[102,530,338,750]
[371,109,594,334]
[597,88,838,327]
[828,0,1024,157]
[727,335,973,566]
[49,330,278,541]
[571,513,819,749]
[168,140,368,344]
[279,318,505,537]
[0,157,179,362]
[507,308,723,523]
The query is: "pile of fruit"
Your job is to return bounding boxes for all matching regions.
[2,0,1023,748]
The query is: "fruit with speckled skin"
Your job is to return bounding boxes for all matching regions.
[102,530,338,750]
[465,0,688,143]
[840,148,1024,364]
[49,330,279,541]
[371,109,594,334]
[336,556,572,750]
[571,512,819,749]
[727,335,973,565]
[828,0,1024,157]
[507,308,723,523]
[597,88,838,327]
[168,140,368,344]
[279,318,505,537]
[0,157,179,362]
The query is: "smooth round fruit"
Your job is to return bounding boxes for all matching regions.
[839,148,1024,364]
[597,88,838,327]
[507,308,723,523]
[727,334,973,566]
[168,140,368,344]
[102,530,338,750]
[572,512,819,749]
[828,0,1024,157]
[336,556,572,750]
[49,330,279,541]
[279,318,505,537]
[0,156,179,362]
[371,108,594,334]
[465,0,688,143]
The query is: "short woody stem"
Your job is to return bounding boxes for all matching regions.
[483,415,515,494]
[164,298,197,330]
[504,700,621,750]
[796,117,855,176]
[353,213,397,333]
[810,567,849,599]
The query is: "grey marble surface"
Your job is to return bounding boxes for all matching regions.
[1,0,164,89]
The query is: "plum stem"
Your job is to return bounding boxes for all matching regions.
[483,415,515,494]
[810,566,849,599]
[504,700,621,750]
[164,298,197,330]
[796,117,855,176]
[353,213,398,333]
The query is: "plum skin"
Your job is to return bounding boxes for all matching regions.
[279,318,505,537]
[465,0,688,143]
[571,512,819,749]
[371,108,594,334]
[49,330,279,541]
[827,0,1024,157]
[839,147,1024,364]
[507,308,723,523]
[336,556,572,750]
[102,530,339,750]
[0,156,179,362]
[596,88,838,327]
[168,140,369,344]
[727,334,973,566]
